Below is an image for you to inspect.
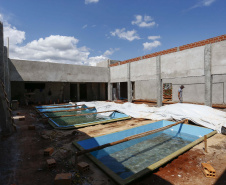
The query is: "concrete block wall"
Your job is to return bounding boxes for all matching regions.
[110,35,226,105]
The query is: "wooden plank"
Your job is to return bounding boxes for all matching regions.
[42,106,94,113]
[37,105,79,109]
[76,119,188,156]
[46,110,116,119]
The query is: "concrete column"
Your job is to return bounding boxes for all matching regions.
[77,83,80,102]
[4,46,10,101]
[107,59,112,101]
[127,63,132,102]
[0,22,11,134]
[156,56,162,107]
[204,44,212,107]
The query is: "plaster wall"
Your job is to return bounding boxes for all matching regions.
[134,80,157,100]
[172,83,205,103]
[96,60,108,67]
[9,59,108,83]
[130,57,156,81]
[212,74,226,104]
[212,40,226,75]
[110,64,128,82]
[161,46,205,78]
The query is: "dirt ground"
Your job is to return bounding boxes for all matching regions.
[0,105,225,185]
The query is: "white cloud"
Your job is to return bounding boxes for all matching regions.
[110,28,140,41]
[191,0,216,9]
[143,40,161,51]
[82,24,88,29]
[132,15,156,28]
[86,48,119,66]
[85,0,99,4]
[148,35,161,40]
[10,35,90,65]
[1,13,115,66]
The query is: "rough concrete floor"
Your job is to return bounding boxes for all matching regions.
[0,106,225,185]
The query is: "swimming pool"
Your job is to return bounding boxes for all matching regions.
[74,120,216,184]
[35,104,131,129]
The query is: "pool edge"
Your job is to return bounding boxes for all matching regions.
[73,126,217,185]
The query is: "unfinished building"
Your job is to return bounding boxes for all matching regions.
[1,21,226,185]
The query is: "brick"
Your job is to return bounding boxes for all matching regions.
[201,163,216,178]
[44,147,54,156]
[28,125,35,130]
[54,173,72,185]
[47,158,56,169]
[78,162,90,173]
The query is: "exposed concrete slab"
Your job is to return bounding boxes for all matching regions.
[204,44,212,107]
[161,46,205,78]
[9,59,108,83]
[172,84,205,103]
[212,40,226,75]
[110,64,128,82]
[162,76,205,85]
[212,83,224,104]
[130,57,156,81]
[134,80,157,100]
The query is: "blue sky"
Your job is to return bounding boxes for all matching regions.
[0,0,225,65]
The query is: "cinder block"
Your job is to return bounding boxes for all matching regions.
[201,163,216,178]
[28,125,35,130]
[44,147,54,156]
[47,158,56,169]
[78,162,90,173]
[54,173,71,185]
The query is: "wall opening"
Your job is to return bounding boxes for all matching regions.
[80,83,87,101]
[163,83,172,101]
[70,84,77,102]
[120,82,127,100]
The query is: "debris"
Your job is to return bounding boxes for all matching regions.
[47,158,56,169]
[54,173,72,185]
[19,116,25,121]
[78,162,90,173]
[41,135,49,140]
[201,163,216,178]
[44,147,54,156]
[28,125,35,130]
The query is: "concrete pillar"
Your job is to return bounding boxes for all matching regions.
[127,63,132,102]
[0,22,11,134]
[107,59,112,101]
[204,44,212,107]
[77,83,80,102]
[4,46,10,101]
[156,56,162,107]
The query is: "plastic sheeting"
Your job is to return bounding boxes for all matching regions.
[74,101,226,133]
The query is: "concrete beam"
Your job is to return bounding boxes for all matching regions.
[204,44,212,107]
[127,63,132,102]
[108,60,112,101]
[156,56,162,107]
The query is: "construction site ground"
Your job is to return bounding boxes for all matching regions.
[0,105,226,185]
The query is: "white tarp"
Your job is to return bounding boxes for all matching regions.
[73,101,226,133]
